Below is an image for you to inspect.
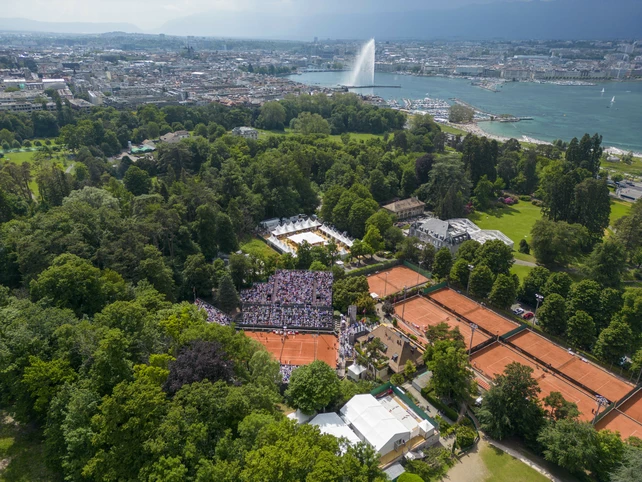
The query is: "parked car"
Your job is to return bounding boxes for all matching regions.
[522,311,535,320]
[512,307,525,315]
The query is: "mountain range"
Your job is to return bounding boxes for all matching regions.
[0,0,640,40]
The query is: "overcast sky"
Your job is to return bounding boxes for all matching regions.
[3,0,517,29]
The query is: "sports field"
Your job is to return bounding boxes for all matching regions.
[471,343,596,421]
[507,330,633,402]
[395,296,490,348]
[429,288,518,337]
[245,331,338,366]
[596,389,642,439]
[366,265,429,297]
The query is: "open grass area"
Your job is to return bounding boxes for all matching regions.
[511,264,535,282]
[240,238,280,260]
[1,150,39,165]
[603,157,642,177]
[480,445,549,482]
[438,123,468,136]
[469,202,542,263]
[610,199,632,227]
[329,132,383,143]
[0,412,52,482]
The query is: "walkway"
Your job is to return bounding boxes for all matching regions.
[514,259,537,267]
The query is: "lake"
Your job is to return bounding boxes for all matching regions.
[288,71,642,153]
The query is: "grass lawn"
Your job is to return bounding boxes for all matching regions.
[1,150,39,165]
[469,202,542,263]
[240,238,280,260]
[439,124,468,136]
[329,132,383,143]
[0,412,53,481]
[603,157,642,177]
[610,199,631,227]
[511,264,534,282]
[480,445,549,482]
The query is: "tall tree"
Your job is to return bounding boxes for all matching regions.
[285,361,340,415]
[164,340,234,395]
[426,340,474,401]
[586,240,627,288]
[537,293,567,336]
[566,311,596,350]
[489,274,517,309]
[433,247,453,279]
[469,265,494,299]
[594,318,634,365]
[478,363,544,441]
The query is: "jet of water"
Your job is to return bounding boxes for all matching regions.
[348,39,375,87]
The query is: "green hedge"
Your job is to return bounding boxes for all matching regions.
[346,259,401,278]
[422,390,459,421]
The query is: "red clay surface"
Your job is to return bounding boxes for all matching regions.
[429,288,518,336]
[597,389,642,438]
[596,410,642,439]
[508,330,634,402]
[395,296,490,348]
[471,343,597,421]
[245,331,338,367]
[367,266,429,296]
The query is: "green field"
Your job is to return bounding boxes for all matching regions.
[603,156,642,177]
[511,264,535,282]
[480,445,550,482]
[609,199,632,227]
[469,202,542,263]
[256,128,383,143]
[0,413,52,481]
[329,132,383,142]
[1,150,39,165]
[240,238,280,260]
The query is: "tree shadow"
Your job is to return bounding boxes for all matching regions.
[469,205,521,221]
[0,413,52,482]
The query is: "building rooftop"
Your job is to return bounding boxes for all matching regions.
[383,197,425,213]
[340,394,410,452]
[309,412,362,446]
[357,325,423,373]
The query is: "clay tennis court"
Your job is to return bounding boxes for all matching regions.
[367,266,429,296]
[471,343,596,421]
[596,389,642,438]
[508,330,634,402]
[245,331,338,367]
[429,288,518,336]
[596,410,642,439]
[395,296,490,348]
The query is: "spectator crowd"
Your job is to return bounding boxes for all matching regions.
[239,270,334,330]
[195,298,231,325]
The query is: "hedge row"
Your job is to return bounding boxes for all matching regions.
[345,259,401,278]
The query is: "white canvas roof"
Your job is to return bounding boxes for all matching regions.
[310,412,361,445]
[288,232,326,246]
[340,394,410,452]
[348,364,367,376]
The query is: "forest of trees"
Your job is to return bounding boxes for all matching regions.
[2,90,642,480]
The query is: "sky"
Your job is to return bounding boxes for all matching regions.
[2,0,515,30]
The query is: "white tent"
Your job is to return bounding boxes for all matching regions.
[340,394,410,455]
[309,412,361,445]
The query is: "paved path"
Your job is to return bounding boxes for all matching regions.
[65,162,75,173]
[514,259,537,267]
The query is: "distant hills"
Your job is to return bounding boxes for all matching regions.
[156,0,642,40]
[0,0,641,40]
[0,17,141,35]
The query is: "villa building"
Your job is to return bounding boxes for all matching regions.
[382,198,425,221]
